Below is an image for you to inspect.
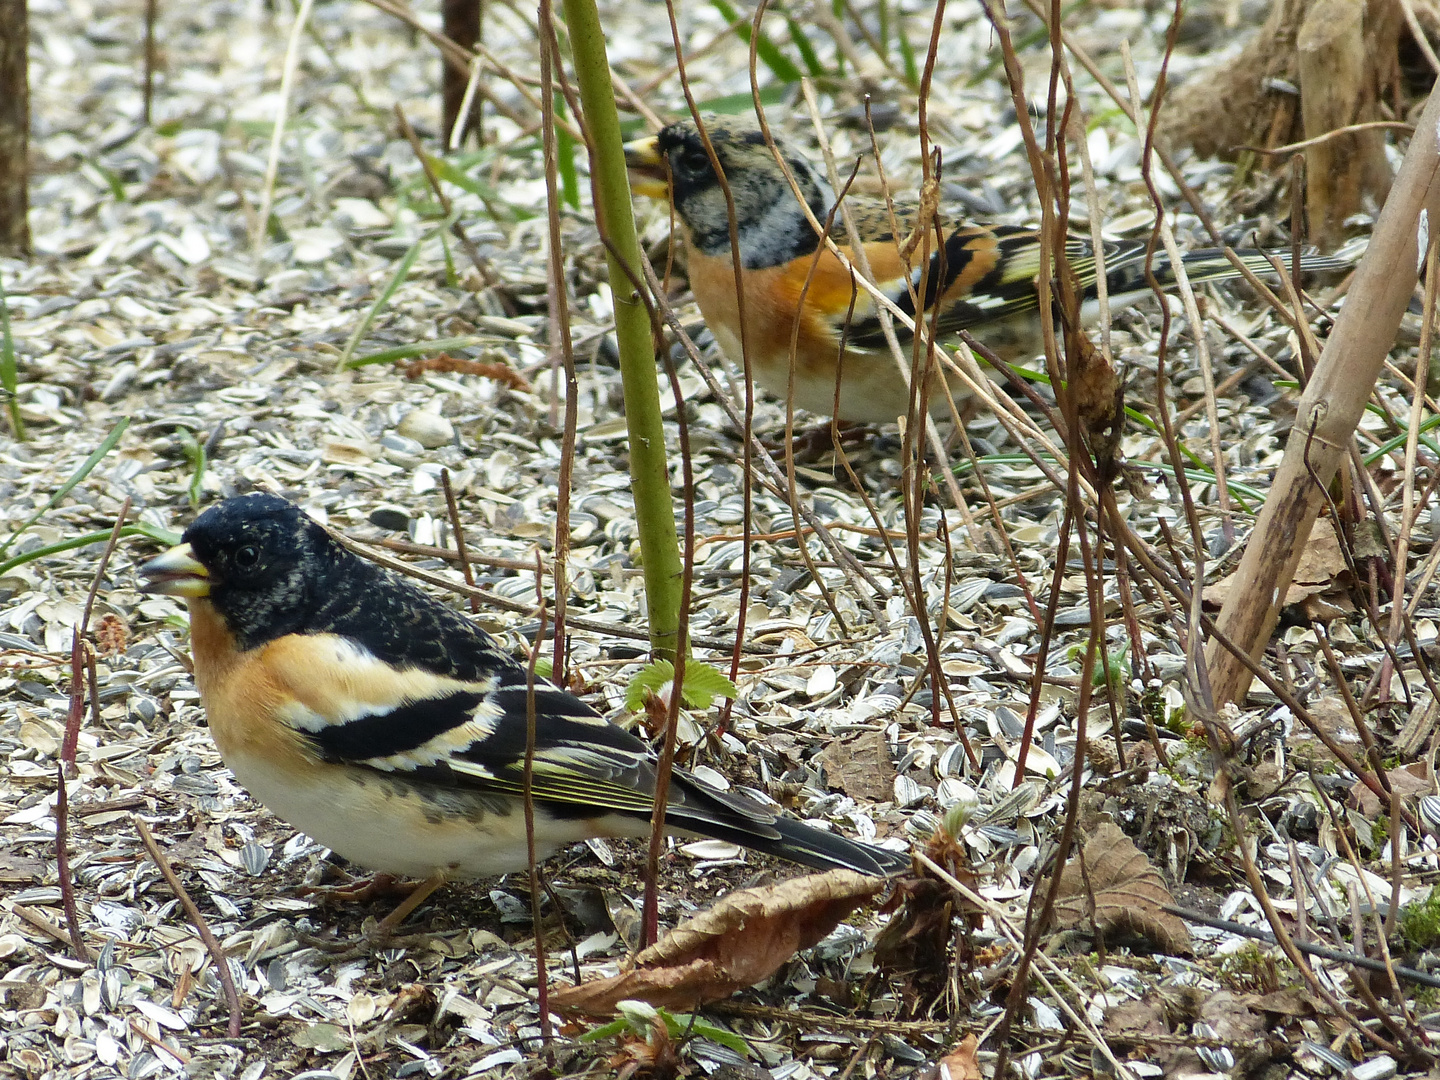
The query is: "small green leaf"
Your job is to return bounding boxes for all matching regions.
[624,659,737,713]
[175,428,206,509]
[577,1018,629,1043]
[554,94,581,210]
[625,659,675,713]
[676,1016,752,1057]
[679,660,737,709]
[615,999,660,1034]
[656,1006,686,1039]
[0,279,23,442]
[533,656,553,680]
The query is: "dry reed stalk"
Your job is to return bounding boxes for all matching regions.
[1206,81,1440,706]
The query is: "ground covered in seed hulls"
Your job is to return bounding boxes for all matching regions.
[3,0,1440,1076]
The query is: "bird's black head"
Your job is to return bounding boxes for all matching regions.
[629,116,835,265]
[139,493,353,649]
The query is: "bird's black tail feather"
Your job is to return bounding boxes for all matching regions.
[665,798,911,877]
[657,767,911,877]
[1103,244,1352,299]
[755,814,913,877]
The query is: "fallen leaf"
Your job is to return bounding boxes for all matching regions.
[1204,518,1351,607]
[552,870,885,1015]
[1292,519,1349,588]
[1201,989,1267,1045]
[933,1036,979,1077]
[1103,995,1169,1043]
[1349,761,1430,817]
[291,1023,349,1052]
[820,730,894,802]
[938,1034,981,1080]
[1248,988,1315,1018]
[1044,823,1192,954]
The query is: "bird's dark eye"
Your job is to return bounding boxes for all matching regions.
[233,545,260,570]
[675,146,713,176]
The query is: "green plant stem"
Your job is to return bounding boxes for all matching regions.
[563,0,681,659]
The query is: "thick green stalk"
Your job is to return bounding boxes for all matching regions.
[562,0,681,658]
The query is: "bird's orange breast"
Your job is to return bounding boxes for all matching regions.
[184,599,319,769]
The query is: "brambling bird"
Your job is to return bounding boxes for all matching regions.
[137,493,908,925]
[626,116,1345,425]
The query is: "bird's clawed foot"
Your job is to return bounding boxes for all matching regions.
[763,421,870,465]
[300,870,448,938]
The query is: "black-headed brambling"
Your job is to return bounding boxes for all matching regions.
[626,116,1345,425]
[137,493,908,923]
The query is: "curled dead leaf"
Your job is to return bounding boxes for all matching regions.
[552,870,885,1015]
[1043,823,1192,955]
[939,1033,981,1080]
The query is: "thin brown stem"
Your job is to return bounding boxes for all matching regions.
[135,818,242,1037]
[523,556,552,1044]
[54,765,90,963]
[440,469,479,615]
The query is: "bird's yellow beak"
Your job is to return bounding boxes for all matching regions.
[624,135,671,199]
[138,543,211,597]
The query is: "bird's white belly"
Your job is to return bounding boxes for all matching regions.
[224,751,590,879]
[709,321,981,424]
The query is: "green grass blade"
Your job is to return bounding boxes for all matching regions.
[338,235,424,368]
[0,521,182,580]
[0,418,130,560]
[1359,403,1440,465]
[783,14,826,77]
[424,154,530,222]
[343,336,487,370]
[709,0,804,82]
[0,278,24,441]
[894,12,920,88]
[693,86,789,114]
[438,229,457,288]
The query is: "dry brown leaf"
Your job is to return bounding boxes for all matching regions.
[938,1034,981,1080]
[1204,518,1351,607]
[1103,995,1169,1041]
[1201,989,1268,1045]
[1066,325,1120,469]
[1248,987,1315,1018]
[1045,823,1192,955]
[551,870,884,1015]
[1349,760,1430,817]
[820,730,894,803]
